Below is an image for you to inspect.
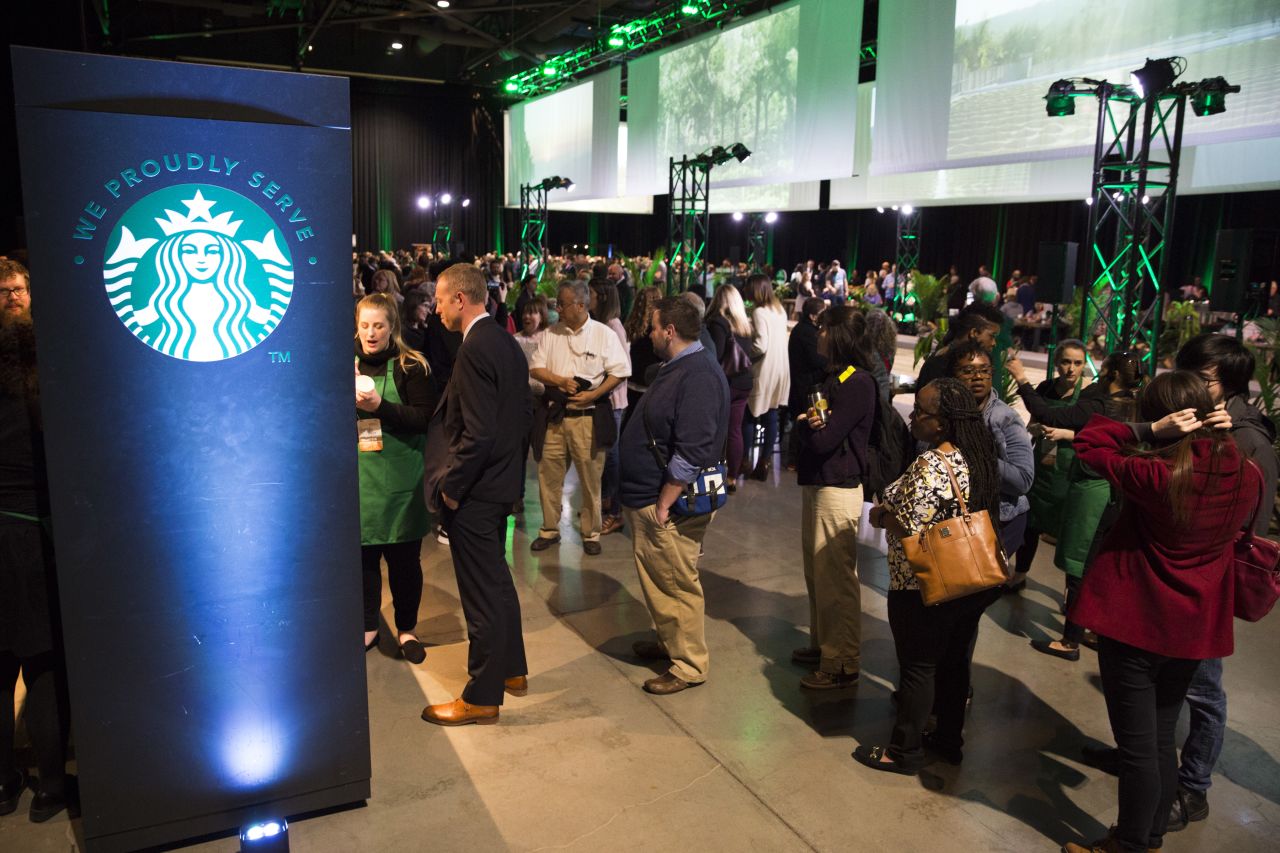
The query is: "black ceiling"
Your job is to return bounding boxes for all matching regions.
[77,0,703,90]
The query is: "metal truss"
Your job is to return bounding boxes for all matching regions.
[1074,84,1187,369]
[519,182,549,273]
[667,155,710,293]
[895,207,921,310]
[747,213,766,272]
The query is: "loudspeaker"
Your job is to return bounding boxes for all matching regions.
[728,245,741,265]
[1035,241,1078,303]
[1210,229,1251,312]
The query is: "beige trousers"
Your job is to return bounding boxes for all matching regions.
[801,485,863,674]
[625,504,713,683]
[538,416,605,542]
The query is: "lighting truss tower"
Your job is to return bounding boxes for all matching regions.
[895,207,921,310]
[747,213,767,272]
[431,221,452,259]
[1047,61,1239,371]
[519,182,549,273]
[667,155,711,293]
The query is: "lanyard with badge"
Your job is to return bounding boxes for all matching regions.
[356,363,387,452]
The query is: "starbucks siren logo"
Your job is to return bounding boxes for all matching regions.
[103,184,293,361]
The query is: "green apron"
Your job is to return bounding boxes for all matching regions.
[358,364,429,546]
[1025,380,1083,536]
[1053,456,1112,578]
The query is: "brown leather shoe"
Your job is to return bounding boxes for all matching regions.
[530,534,560,552]
[583,540,602,556]
[600,516,625,536]
[421,698,499,726]
[643,672,701,695]
[1062,832,1160,853]
[800,670,859,690]
[632,640,669,660]
[504,676,528,697]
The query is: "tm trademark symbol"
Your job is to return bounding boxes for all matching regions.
[269,351,291,364]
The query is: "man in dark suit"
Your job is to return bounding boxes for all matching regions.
[422,263,533,726]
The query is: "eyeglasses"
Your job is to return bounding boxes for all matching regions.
[956,367,992,379]
[1197,372,1220,386]
[555,299,579,309]
[0,285,28,299]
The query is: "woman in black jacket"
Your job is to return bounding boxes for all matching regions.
[791,305,877,689]
[355,294,439,664]
[708,284,755,492]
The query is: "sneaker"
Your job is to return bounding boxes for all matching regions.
[436,525,450,546]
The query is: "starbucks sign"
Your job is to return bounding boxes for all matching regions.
[103,184,293,361]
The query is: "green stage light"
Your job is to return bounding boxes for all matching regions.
[608,35,624,48]
[1190,76,1239,117]
[681,4,700,15]
[542,64,558,77]
[1044,79,1075,117]
[504,80,519,92]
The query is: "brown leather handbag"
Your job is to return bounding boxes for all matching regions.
[902,452,1010,606]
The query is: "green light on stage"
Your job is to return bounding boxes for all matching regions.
[541,64,558,77]
[681,3,701,15]
[607,35,624,48]
[1192,90,1226,116]
[504,80,519,92]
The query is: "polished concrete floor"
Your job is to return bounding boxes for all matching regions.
[5,347,1280,852]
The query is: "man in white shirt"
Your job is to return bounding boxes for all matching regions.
[969,264,1000,304]
[529,280,631,555]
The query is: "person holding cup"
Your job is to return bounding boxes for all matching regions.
[791,305,878,689]
[355,293,437,663]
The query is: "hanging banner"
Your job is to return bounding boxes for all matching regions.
[12,47,369,852]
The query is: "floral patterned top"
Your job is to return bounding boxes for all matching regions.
[880,449,971,591]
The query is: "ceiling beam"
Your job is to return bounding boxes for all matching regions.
[401,0,541,64]
[296,0,343,68]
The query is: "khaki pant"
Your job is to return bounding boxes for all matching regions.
[625,504,713,683]
[801,485,863,674]
[538,416,605,543]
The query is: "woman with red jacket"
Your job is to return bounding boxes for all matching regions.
[1062,371,1261,853]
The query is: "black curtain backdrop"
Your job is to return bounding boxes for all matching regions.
[350,79,504,256]
[495,190,1278,289]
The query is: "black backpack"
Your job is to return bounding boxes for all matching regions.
[863,391,917,498]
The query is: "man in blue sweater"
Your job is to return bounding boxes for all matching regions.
[619,296,730,695]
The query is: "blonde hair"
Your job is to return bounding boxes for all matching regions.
[355,293,428,375]
[709,283,751,337]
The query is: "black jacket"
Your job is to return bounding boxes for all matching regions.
[707,314,753,393]
[439,317,533,505]
[787,317,827,413]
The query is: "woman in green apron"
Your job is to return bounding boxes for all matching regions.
[1007,350,1145,661]
[356,293,437,663]
[1008,339,1090,590]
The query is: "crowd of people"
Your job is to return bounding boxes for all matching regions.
[3,242,1278,853]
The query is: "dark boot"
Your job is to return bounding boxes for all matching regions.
[750,459,770,481]
[1167,785,1209,832]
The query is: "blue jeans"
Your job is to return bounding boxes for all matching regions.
[600,409,625,517]
[1178,657,1226,793]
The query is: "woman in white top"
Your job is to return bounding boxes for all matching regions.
[744,274,791,481]
[590,281,632,535]
[513,295,548,513]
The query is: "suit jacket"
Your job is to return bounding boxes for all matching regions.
[438,316,533,505]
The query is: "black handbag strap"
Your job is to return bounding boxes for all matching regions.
[638,396,671,476]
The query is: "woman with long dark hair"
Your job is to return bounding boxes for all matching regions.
[857,378,1003,774]
[1061,371,1259,853]
[707,283,755,492]
[791,306,877,689]
[355,293,437,663]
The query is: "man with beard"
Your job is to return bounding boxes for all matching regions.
[0,260,74,821]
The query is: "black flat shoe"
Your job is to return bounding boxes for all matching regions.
[398,637,427,664]
[851,745,917,776]
[29,776,76,824]
[1031,639,1081,661]
[364,635,379,652]
[0,769,27,816]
